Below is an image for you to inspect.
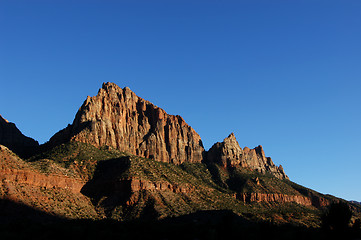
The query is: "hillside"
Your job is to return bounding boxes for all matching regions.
[0,114,39,158]
[1,82,360,239]
[3,141,360,227]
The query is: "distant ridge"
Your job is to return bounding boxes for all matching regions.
[0,114,38,157]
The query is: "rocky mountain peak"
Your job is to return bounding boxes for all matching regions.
[207,133,288,180]
[254,145,265,158]
[48,82,204,164]
[46,82,288,178]
[207,133,243,168]
[223,132,238,144]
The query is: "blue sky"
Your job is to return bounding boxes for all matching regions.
[1,1,360,201]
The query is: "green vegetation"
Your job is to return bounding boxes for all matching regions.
[15,141,361,228]
[28,141,126,179]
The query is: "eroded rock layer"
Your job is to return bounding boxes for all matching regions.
[49,82,204,164]
[237,193,312,206]
[0,145,97,219]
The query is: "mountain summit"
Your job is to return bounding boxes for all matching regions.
[1,82,360,236]
[48,82,287,179]
[49,82,204,164]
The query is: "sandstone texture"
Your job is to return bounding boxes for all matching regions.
[0,115,39,157]
[49,82,204,164]
[129,178,194,194]
[236,191,330,208]
[207,133,288,179]
[207,133,243,168]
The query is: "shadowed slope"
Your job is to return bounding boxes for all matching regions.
[0,114,39,158]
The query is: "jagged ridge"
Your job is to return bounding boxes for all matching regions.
[207,133,288,180]
[48,82,204,164]
[47,82,288,180]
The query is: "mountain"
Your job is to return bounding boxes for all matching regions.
[48,82,204,164]
[207,133,288,180]
[1,82,360,238]
[47,82,287,180]
[0,114,39,157]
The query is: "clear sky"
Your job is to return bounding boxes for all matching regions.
[1,1,360,201]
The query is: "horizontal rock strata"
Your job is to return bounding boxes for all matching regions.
[130,178,194,194]
[237,192,312,206]
[0,169,84,194]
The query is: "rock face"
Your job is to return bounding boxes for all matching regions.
[0,115,39,157]
[236,192,330,208]
[207,133,288,180]
[49,82,204,164]
[237,192,312,206]
[206,133,243,168]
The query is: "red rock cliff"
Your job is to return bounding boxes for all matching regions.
[237,192,312,206]
[0,145,84,194]
[49,82,204,164]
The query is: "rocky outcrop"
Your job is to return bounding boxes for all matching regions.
[238,192,312,206]
[207,133,288,180]
[0,115,39,157]
[130,178,194,194]
[48,82,204,164]
[207,133,243,168]
[0,168,84,194]
[242,145,288,179]
[237,192,331,208]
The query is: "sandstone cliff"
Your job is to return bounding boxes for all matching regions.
[207,133,288,179]
[237,192,312,206]
[237,192,330,208]
[48,82,204,164]
[0,114,39,157]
